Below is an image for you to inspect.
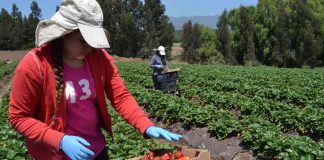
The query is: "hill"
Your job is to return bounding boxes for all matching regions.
[169,15,219,30]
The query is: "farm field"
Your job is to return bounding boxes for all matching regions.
[0,57,323,159]
[117,62,324,159]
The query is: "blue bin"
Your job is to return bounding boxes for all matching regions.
[159,72,178,92]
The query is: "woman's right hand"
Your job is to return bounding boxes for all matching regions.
[145,126,182,141]
[60,135,94,160]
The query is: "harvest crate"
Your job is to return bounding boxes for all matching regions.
[128,146,210,160]
[158,68,180,93]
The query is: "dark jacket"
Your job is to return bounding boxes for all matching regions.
[150,53,167,75]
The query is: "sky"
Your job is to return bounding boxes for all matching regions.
[0,0,258,18]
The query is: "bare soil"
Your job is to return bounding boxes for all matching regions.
[0,51,27,61]
[0,49,184,63]
[142,108,256,160]
[171,45,183,57]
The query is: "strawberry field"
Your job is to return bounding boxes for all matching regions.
[116,62,324,159]
[1,60,324,159]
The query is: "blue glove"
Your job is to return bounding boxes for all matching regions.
[145,126,183,141]
[155,65,162,69]
[60,135,94,160]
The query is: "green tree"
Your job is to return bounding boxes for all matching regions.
[10,3,23,49]
[159,22,175,58]
[288,0,318,67]
[228,9,241,64]
[98,0,173,58]
[23,1,42,49]
[216,9,236,64]
[114,0,144,57]
[197,24,224,64]
[124,0,145,57]
[98,0,123,55]
[0,8,13,50]
[29,1,41,19]
[181,21,200,63]
[308,0,324,35]
[308,0,324,66]
[142,0,174,58]
[272,0,295,67]
[238,6,257,65]
[253,0,277,65]
[173,30,181,43]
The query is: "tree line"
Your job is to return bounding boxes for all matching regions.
[182,0,324,67]
[0,0,173,58]
[0,1,41,51]
[0,0,323,67]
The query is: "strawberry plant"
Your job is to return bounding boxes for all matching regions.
[1,61,323,159]
[116,62,324,159]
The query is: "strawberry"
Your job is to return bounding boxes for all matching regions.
[160,153,170,160]
[142,155,149,160]
[148,151,155,158]
[175,151,184,159]
[167,151,174,158]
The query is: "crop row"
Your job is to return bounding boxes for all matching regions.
[0,61,18,83]
[117,62,324,108]
[118,62,324,137]
[124,82,324,159]
[116,62,324,159]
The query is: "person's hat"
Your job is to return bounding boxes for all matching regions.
[157,46,166,55]
[35,0,110,48]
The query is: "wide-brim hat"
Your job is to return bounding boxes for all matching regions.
[35,0,110,48]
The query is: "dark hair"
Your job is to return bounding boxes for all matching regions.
[161,55,167,66]
[51,39,64,115]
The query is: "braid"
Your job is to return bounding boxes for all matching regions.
[52,39,64,107]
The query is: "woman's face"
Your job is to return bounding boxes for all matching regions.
[62,30,94,60]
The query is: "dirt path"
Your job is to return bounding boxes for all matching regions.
[0,51,27,61]
[141,108,256,160]
[155,122,255,160]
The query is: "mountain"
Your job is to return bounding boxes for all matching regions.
[168,15,219,30]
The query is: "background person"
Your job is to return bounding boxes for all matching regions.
[150,46,168,90]
[8,0,182,160]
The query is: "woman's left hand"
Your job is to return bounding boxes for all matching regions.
[145,126,182,141]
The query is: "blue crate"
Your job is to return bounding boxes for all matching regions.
[160,80,177,92]
[154,72,179,93]
[157,72,178,82]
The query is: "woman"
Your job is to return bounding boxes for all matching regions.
[8,0,182,160]
[150,46,168,90]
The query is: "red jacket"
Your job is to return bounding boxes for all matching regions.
[9,45,154,159]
